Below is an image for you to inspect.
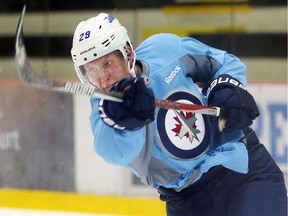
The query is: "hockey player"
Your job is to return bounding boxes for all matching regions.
[71,13,287,216]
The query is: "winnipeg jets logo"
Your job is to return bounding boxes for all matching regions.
[157,92,210,159]
[172,110,200,143]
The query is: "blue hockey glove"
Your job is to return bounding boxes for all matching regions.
[98,77,155,130]
[207,75,259,132]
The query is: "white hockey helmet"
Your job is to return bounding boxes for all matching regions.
[71,13,136,85]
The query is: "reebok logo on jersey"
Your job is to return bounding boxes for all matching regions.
[165,65,181,84]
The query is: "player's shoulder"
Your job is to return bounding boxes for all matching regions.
[148,33,180,40]
[144,33,180,44]
[136,33,181,54]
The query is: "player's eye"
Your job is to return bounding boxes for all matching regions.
[104,60,112,67]
[87,67,97,73]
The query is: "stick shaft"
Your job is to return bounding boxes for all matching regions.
[53,81,220,116]
[54,81,220,116]
[155,99,220,116]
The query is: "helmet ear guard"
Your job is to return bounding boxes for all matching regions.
[124,42,136,77]
[71,13,136,86]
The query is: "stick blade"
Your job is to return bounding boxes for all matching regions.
[15,5,53,87]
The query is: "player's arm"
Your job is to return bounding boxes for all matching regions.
[184,51,246,93]
[202,52,259,132]
[88,77,155,164]
[183,39,259,132]
[89,97,149,165]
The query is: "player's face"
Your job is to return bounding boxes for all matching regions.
[82,51,131,91]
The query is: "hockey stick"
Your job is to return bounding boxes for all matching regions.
[14,6,221,117]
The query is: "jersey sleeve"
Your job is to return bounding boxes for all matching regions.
[180,36,247,93]
[89,97,146,165]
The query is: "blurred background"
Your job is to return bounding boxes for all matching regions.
[0,0,287,215]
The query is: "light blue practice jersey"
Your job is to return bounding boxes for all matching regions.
[90,33,249,190]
